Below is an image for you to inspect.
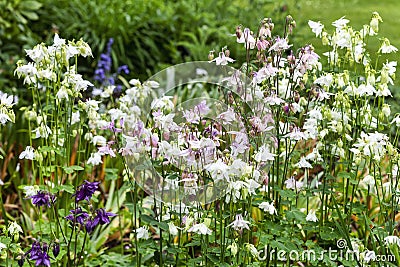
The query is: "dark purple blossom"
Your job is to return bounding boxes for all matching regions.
[52,243,60,257]
[95,208,117,225]
[65,208,89,225]
[29,191,55,208]
[30,251,50,267]
[73,180,100,202]
[17,257,24,267]
[85,217,100,233]
[28,241,50,267]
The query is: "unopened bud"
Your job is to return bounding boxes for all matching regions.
[208,51,214,61]
[236,25,242,39]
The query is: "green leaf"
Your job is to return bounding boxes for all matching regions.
[20,10,39,20]
[19,1,42,11]
[140,214,157,224]
[62,165,84,174]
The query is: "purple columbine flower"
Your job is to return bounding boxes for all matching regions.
[30,250,50,267]
[95,208,117,225]
[65,208,89,225]
[28,241,50,267]
[85,217,100,233]
[29,191,55,208]
[73,180,100,202]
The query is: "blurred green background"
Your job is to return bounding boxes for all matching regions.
[1,0,399,92]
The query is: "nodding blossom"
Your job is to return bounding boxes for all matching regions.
[19,146,35,160]
[306,209,318,222]
[229,214,250,231]
[188,223,212,235]
[73,180,100,202]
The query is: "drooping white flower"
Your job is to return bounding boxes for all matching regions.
[237,28,256,49]
[259,201,277,215]
[247,179,261,195]
[229,214,250,231]
[19,146,35,160]
[205,159,229,182]
[269,37,292,52]
[284,176,304,190]
[32,125,52,139]
[134,226,150,240]
[53,33,66,47]
[210,52,235,66]
[8,221,23,236]
[0,242,6,252]
[284,127,306,141]
[168,222,179,236]
[308,20,324,37]
[188,223,212,235]
[87,152,103,166]
[23,185,39,197]
[295,157,312,169]
[332,16,349,30]
[92,135,107,146]
[71,111,80,125]
[378,38,398,54]
[227,242,238,256]
[217,107,236,125]
[254,144,276,162]
[314,73,333,87]
[306,209,318,222]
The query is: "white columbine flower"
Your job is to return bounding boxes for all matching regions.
[23,185,39,197]
[259,202,277,215]
[295,157,312,169]
[134,226,150,240]
[227,242,238,256]
[285,176,304,190]
[378,38,398,54]
[0,242,6,253]
[19,146,35,160]
[87,152,103,166]
[308,20,324,37]
[188,223,212,235]
[306,209,318,222]
[168,222,179,236]
[254,144,276,162]
[237,28,256,49]
[332,16,349,30]
[210,52,235,66]
[92,135,107,146]
[229,214,250,231]
[8,221,23,236]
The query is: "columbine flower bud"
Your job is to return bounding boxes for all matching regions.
[227,242,238,256]
[382,104,391,117]
[53,241,60,257]
[17,257,24,267]
[370,12,382,33]
[236,25,242,40]
[322,32,329,46]
[208,50,214,61]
